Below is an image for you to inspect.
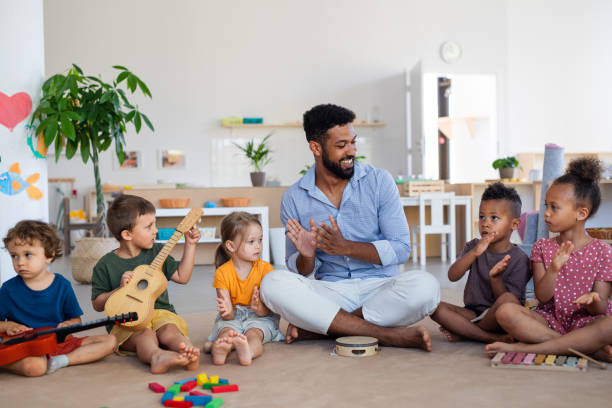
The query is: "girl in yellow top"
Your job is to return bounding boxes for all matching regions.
[209,212,283,365]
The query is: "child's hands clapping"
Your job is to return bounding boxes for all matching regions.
[216,290,233,319]
[5,322,32,336]
[184,226,201,246]
[474,232,496,256]
[574,292,601,307]
[489,254,511,278]
[551,241,574,272]
[120,270,134,287]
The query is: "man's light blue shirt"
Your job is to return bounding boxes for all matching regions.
[280,163,411,281]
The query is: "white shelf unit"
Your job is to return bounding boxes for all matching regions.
[155,206,270,262]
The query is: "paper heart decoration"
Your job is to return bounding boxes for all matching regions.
[0,91,33,131]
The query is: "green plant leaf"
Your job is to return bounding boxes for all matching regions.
[136,77,152,98]
[127,74,137,93]
[60,113,76,141]
[134,112,142,132]
[65,138,78,159]
[116,71,129,84]
[44,120,58,147]
[112,65,128,71]
[72,64,84,74]
[141,113,154,131]
[80,132,90,163]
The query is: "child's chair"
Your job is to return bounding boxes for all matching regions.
[411,192,456,266]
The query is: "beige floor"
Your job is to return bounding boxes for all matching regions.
[2,259,610,407]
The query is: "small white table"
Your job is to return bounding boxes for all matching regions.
[400,195,472,247]
[156,206,270,262]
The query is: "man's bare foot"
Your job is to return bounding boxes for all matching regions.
[439,326,465,342]
[232,333,253,366]
[379,326,432,351]
[285,323,328,344]
[150,349,189,374]
[177,342,200,371]
[211,338,233,365]
[484,341,525,356]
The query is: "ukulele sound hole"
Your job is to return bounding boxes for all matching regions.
[137,280,149,290]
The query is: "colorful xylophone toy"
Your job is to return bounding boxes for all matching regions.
[489,351,588,372]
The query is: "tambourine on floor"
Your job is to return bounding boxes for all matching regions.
[335,336,379,357]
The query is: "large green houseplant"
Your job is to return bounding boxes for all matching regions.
[30,64,154,236]
[234,132,273,186]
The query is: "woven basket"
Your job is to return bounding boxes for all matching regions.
[221,197,251,207]
[71,237,118,283]
[159,197,190,208]
[397,180,445,197]
[586,228,612,240]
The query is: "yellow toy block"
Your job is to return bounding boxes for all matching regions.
[173,397,185,401]
[209,375,219,384]
[197,373,209,386]
[544,355,557,366]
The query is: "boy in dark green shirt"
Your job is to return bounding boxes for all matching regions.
[91,194,202,374]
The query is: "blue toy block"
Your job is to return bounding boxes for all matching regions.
[218,379,229,385]
[175,377,197,385]
[185,395,213,406]
[161,392,174,403]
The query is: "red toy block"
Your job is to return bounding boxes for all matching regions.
[163,400,193,408]
[180,380,197,392]
[189,391,210,396]
[211,384,239,393]
[148,382,166,393]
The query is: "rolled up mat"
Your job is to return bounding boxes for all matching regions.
[537,143,564,239]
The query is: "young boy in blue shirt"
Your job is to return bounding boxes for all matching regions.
[0,220,116,377]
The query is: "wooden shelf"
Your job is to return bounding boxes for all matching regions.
[221,122,387,128]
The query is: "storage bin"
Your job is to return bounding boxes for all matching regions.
[157,228,176,241]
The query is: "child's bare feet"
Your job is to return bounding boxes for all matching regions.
[439,326,465,342]
[150,349,189,374]
[211,337,233,365]
[177,342,200,370]
[232,333,253,366]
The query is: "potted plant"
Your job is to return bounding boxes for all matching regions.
[30,64,154,282]
[492,156,519,179]
[234,132,272,186]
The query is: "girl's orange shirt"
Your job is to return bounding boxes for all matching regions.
[213,259,274,306]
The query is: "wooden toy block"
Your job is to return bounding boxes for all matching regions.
[175,377,197,385]
[148,382,166,393]
[204,398,224,408]
[196,373,208,386]
[565,357,578,367]
[161,392,174,403]
[163,400,193,408]
[185,395,213,406]
[209,375,219,384]
[181,381,197,392]
[555,356,567,366]
[211,384,239,393]
[202,383,221,390]
[189,391,210,396]
[173,397,185,401]
[218,379,229,384]
[168,384,182,395]
[501,351,515,364]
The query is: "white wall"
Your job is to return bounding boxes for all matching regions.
[0,0,47,283]
[43,0,508,208]
[505,0,612,155]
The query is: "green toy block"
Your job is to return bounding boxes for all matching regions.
[168,383,182,395]
[202,383,221,390]
[205,398,224,408]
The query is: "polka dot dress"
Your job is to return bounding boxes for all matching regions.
[531,237,612,334]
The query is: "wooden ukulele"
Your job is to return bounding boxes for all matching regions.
[104,207,203,330]
[0,312,138,366]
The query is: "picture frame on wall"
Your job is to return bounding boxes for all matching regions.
[160,149,186,169]
[114,150,142,170]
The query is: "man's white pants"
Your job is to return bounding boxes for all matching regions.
[260,270,440,334]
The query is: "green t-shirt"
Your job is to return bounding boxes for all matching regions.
[91,244,179,332]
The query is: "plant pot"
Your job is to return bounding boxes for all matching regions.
[499,167,515,179]
[250,171,266,187]
[71,237,118,283]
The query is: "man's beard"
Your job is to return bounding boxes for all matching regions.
[321,146,354,180]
